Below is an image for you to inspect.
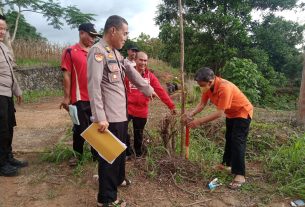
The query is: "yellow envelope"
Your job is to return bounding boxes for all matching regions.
[81,123,126,164]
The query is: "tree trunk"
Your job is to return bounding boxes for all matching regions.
[297,53,305,125]
[11,6,21,42]
[178,0,186,156]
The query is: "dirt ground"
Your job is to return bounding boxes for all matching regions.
[0,97,292,207]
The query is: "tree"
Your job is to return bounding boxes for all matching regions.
[251,14,305,81]
[220,57,272,105]
[134,33,164,59]
[156,0,305,109]
[156,0,304,74]
[6,11,46,41]
[0,0,95,58]
[297,53,305,125]
[156,0,254,73]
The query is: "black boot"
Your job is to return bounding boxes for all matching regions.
[8,154,28,168]
[0,162,19,176]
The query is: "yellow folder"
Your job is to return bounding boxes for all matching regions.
[81,123,127,164]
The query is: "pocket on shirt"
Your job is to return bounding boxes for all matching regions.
[106,60,121,83]
[108,71,120,83]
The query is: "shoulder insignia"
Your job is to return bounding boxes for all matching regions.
[94,53,104,62]
[105,46,111,53]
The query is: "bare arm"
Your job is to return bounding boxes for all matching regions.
[189,99,206,117]
[60,70,71,111]
[187,109,224,128]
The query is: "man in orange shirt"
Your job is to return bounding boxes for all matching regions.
[183,67,253,189]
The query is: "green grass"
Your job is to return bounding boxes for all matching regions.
[265,134,305,199]
[41,142,76,163]
[22,89,63,103]
[41,126,95,177]
[16,58,60,68]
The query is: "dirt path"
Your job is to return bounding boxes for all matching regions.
[0,97,291,207]
[13,97,70,153]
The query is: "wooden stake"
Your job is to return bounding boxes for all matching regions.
[178,0,185,156]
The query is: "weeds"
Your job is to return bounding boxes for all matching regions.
[41,142,76,163]
[22,89,63,103]
[265,134,305,199]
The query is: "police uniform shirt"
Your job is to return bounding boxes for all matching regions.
[0,42,22,98]
[87,39,153,123]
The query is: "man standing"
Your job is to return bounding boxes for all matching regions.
[125,51,176,158]
[183,67,253,190]
[0,14,28,177]
[87,15,154,207]
[124,44,139,68]
[60,23,100,166]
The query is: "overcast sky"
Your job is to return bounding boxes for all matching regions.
[22,0,305,45]
[23,0,162,45]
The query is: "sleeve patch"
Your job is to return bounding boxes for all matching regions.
[94,53,104,62]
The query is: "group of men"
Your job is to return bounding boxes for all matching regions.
[60,16,177,206]
[0,14,253,207]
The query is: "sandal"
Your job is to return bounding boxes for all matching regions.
[120,178,131,187]
[97,199,127,207]
[228,180,245,190]
[214,164,231,172]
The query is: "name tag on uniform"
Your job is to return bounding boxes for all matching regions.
[108,71,120,83]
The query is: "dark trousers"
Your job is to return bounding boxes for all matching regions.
[0,95,16,166]
[73,101,97,158]
[222,117,251,176]
[98,121,128,204]
[126,115,147,157]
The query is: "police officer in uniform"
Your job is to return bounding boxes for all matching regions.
[87,15,155,207]
[0,14,28,177]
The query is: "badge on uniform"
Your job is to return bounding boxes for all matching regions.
[105,46,111,53]
[94,53,104,62]
[108,53,114,59]
[108,71,120,83]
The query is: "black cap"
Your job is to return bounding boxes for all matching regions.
[78,23,102,38]
[127,44,139,52]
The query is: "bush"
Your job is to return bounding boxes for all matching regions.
[220,57,273,105]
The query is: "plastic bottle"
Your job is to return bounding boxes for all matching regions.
[208,178,221,190]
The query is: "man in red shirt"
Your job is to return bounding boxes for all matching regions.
[60,23,101,166]
[183,67,253,189]
[125,51,176,158]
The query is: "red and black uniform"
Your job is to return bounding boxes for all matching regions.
[125,68,175,156]
[61,43,96,158]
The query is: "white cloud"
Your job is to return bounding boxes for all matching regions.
[22,0,162,45]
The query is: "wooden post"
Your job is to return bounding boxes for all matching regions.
[297,53,305,125]
[178,0,185,156]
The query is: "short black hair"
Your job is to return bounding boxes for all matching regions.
[194,67,215,82]
[0,14,6,21]
[104,15,128,33]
